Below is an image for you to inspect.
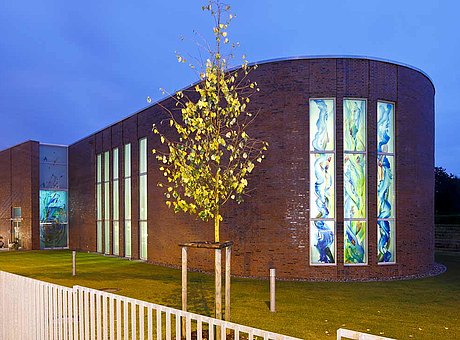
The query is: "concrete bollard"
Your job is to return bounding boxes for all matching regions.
[270,268,276,312]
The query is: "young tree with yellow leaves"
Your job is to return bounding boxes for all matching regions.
[151,0,268,245]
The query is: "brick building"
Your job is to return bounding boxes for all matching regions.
[0,56,436,280]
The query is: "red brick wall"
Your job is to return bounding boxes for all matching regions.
[68,57,435,280]
[0,141,40,250]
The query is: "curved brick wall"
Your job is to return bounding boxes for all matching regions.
[69,57,436,281]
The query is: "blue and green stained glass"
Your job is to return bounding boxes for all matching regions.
[344,221,366,264]
[377,101,395,263]
[344,99,366,152]
[39,190,68,249]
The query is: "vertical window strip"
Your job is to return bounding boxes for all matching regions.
[96,154,103,253]
[309,98,336,265]
[124,144,132,258]
[104,151,110,255]
[343,99,367,265]
[139,138,148,260]
[113,148,119,256]
[377,101,396,263]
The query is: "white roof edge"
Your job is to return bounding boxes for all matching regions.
[247,55,434,84]
[40,142,69,148]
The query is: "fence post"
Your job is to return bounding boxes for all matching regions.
[0,272,3,333]
[270,268,276,312]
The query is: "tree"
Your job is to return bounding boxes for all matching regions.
[435,167,460,215]
[151,0,268,243]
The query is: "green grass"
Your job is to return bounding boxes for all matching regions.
[1,251,459,339]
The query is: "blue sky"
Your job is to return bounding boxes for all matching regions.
[1,0,459,175]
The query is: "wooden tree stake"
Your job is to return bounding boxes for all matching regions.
[215,248,222,320]
[225,246,231,321]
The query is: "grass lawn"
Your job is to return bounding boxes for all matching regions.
[0,251,459,340]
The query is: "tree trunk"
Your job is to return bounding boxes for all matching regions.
[214,215,220,243]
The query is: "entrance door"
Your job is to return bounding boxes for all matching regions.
[10,220,21,248]
[11,207,22,247]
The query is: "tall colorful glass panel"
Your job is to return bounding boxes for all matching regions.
[377,101,395,263]
[343,99,367,264]
[39,144,68,249]
[39,190,68,248]
[309,99,335,264]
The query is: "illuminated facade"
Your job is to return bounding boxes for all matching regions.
[0,56,436,281]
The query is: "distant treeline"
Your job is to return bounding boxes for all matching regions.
[435,167,460,216]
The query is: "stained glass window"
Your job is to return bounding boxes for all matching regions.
[39,144,68,189]
[40,144,68,249]
[309,99,336,265]
[343,99,367,265]
[39,190,68,249]
[377,101,396,263]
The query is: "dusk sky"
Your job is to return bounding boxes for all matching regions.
[1,0,459,175]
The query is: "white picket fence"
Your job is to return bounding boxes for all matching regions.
[337,328,395,340]
[0,271,301,340]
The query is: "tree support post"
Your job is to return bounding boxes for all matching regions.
[182,247,187,312]
[215,248,222,320]
[182,246,188,336]
[225,246,231,321]
[178,240,234,340]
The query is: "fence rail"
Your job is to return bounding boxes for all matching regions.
[336,328,395,340]
[0,271,300,340]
